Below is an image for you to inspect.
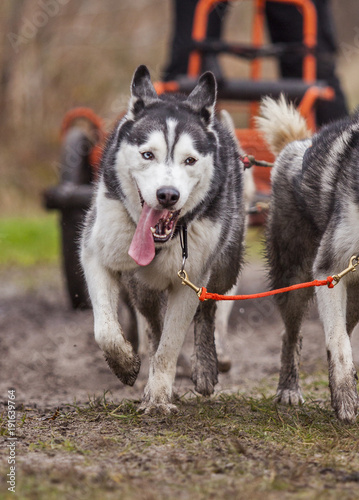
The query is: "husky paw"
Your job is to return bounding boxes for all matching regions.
[192,368,218,397]
[138,402,179,416]
[191,351,218,396]
[217,354,232,373]
[331,387,358,424]
[103,340,141,386]
[275,388,304,406]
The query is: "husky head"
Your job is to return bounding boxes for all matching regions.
[112,65,218,266]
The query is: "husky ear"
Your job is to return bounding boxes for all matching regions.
[186,72,217,125]
[129,65,158,116]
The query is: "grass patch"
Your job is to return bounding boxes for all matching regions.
[246,226,265,261]
[4,379,359,500]
[0,214,60,267]
[0,216,264,268]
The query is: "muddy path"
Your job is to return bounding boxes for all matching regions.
[2,260,359,500]
[2,259,358,410]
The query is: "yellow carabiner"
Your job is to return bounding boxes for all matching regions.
[177,270,203,298]
[332,255,359,286]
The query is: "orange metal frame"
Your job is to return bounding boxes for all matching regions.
[188,0,317,81]
[156,0,334,129]
[187,0,334,127]
[181,0,333,195]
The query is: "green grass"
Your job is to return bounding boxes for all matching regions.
[3,381,359,500]
[0,215,264,269]
[0,214,60,267]
[246,226,266,261]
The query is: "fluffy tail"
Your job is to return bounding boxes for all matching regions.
[255,95,311,156]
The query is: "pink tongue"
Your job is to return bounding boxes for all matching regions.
[128,203,167,266]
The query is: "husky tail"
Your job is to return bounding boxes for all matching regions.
[255,95,311,156]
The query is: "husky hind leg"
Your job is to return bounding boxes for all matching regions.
[314,252,358,423]
[192,236,244,394]
[192,300,219,396]
[346,283,359,336]
[215,295,235,373]
[123,274,165,359]
[272,242,314,405]
[275,288,311,405]
[267,200,316,405]
[316,282,358,422]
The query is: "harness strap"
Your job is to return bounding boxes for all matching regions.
[179,223,188,273]
[239,154,274,169]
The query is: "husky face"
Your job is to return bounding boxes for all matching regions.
[117,118,215,226]
[109,65,218,266]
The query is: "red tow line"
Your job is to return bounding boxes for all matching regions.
[178,255,359,302]
[198,276,334,302]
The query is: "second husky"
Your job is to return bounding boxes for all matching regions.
[257,96,359,423]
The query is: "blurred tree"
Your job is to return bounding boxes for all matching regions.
[0,0,26,130]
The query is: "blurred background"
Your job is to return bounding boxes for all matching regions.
[0,0,358,216]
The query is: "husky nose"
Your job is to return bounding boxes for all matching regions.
[156,187,180,208]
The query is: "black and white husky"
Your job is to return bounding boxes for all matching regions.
[257,96,359,422]
[81,65,246,414]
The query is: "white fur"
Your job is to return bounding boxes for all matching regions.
[332,199,359,266]
[166,118,178,155]
[256,94,311,155]
[88,182,138,271]
[115,130,214,221]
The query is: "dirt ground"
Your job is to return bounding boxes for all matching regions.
[2,259,359,408]
[1,259,359,499]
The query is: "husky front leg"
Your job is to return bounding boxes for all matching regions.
[139,284,199,414]
[316,281,358,423]
[82,251,140,385]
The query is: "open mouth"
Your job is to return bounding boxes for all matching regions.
[150,210,181,243]
[128,189,181,267]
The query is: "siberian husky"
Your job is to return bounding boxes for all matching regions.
[81,65,246,414]
[257,96,359,422]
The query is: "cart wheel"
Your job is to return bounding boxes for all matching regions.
[59,127,94,309]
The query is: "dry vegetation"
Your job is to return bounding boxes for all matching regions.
[1,0,172,214]
[0,0,358,214]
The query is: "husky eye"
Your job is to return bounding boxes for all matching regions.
[141,151,154,160]
[185,157,197,166]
